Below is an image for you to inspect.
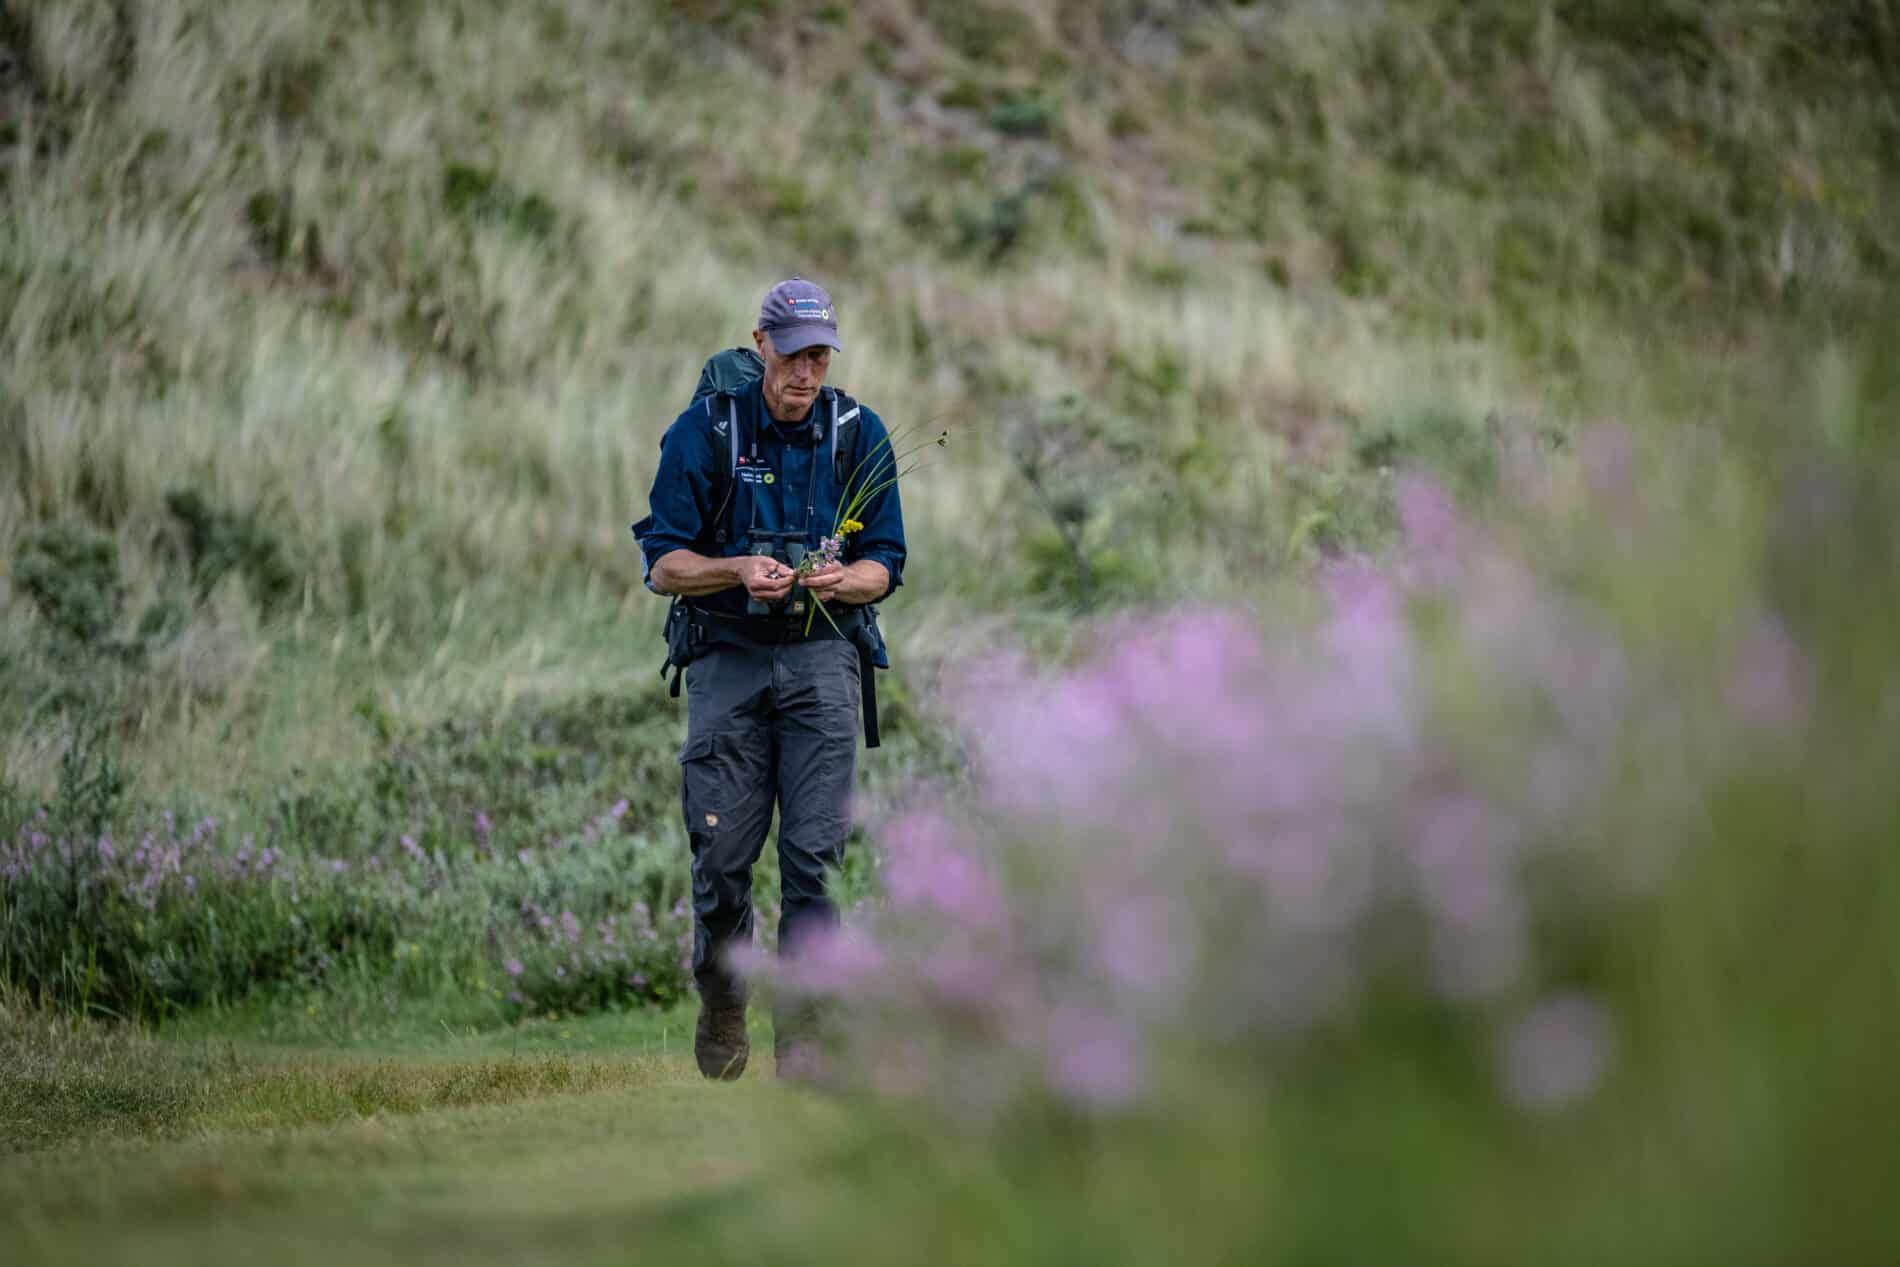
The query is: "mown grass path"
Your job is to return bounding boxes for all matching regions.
[3,1009,854,1267]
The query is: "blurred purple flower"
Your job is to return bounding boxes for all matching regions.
[1499,993,1616,1112]
[1396,471,1463,573]
[1729,611,1808,738]
[1246,826,1374,935]
[788,925,887,994]
[1045,1007,1143,1110]
[1411,794,1522,930]
[1094,899,1191,1002]
[882,811,1004,929]
[920,952,1004,1009]
[506,959,524,978]
[1579,424,1636,501]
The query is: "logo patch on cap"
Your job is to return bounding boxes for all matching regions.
[790,299,832,322]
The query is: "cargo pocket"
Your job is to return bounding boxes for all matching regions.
[679,732,740,833]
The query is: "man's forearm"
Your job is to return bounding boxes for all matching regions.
[651,549,748,597]
[831,560,890,605]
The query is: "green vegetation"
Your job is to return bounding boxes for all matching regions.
[3,1,1899,1263]
[1,997,687,1151]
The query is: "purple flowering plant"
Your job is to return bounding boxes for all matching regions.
[749,443,1839,1121]
[1,782,696,1020]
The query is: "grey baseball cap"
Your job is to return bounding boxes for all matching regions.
[758,278,843,355]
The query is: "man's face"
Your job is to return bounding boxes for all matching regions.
[754,331,833,421]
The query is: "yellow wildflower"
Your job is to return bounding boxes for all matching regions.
[841,518,865,534]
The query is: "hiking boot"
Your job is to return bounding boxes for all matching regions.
[695,991,749,1081]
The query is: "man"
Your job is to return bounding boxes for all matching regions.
[635,278,906,1080]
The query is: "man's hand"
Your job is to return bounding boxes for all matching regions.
[742,555,796,603]
[799,560,888,606]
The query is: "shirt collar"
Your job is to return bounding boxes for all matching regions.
[750,380,820,442]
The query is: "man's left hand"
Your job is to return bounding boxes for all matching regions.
[800,560,888,606]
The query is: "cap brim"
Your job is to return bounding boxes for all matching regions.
[767,324,843,355]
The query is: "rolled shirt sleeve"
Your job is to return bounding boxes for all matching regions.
[635,406,720,589]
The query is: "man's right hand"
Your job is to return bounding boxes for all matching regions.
[740,555,796,603]
[651,548,798,601]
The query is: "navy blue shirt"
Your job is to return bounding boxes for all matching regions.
[635,380,907,620]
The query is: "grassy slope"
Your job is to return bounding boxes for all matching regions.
[4,0,1894,799]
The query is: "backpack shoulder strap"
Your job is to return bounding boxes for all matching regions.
[687,346,761,548]
[703,393,741,546]
[827,388,861,485]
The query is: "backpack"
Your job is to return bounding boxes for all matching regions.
[691,347,862,548]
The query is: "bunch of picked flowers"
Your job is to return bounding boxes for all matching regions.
[797,426,947,636]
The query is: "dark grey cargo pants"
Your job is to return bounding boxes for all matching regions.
[681,636,860,1000]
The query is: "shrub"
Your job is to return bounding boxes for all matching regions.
[989,92,1060,138]
[163,488,297,613]
[441,162,559,242]
[1,691,700,1021]
[0,789,697,1021]
[14,522,123,646]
